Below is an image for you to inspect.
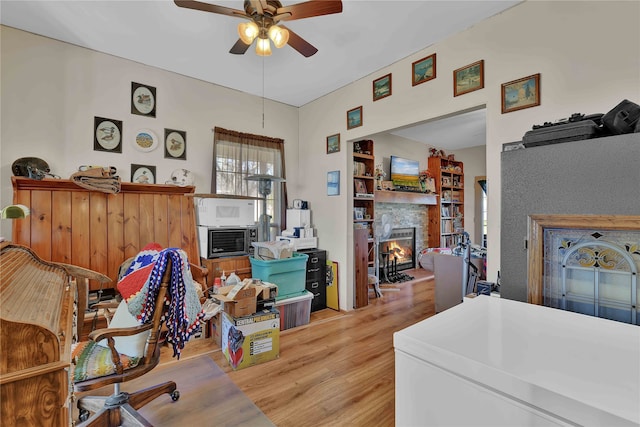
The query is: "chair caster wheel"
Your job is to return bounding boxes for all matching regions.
[171,390,180,401]
[79,409,90,422]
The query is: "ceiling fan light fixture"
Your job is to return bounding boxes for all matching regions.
[256,37,272,56]
[238,21,259,45]
[268,25,289,49]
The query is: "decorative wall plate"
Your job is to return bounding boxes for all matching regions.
[94,116,122,153]
[131,82,156,117]
[133,129,158,152]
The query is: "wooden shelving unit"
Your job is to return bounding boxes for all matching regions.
[353,139,375,308]
[427,157,464,248]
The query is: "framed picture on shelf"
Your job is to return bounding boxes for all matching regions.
[412,53,436,86]
[327,171,340,196]
[453,59,484,97]
[326,133,340,154]
[164,128,187,160]
[373,73,392,101]
[94,116,122,153]
[131,82,156,117]
[347,106,362,130]
[354,178,367,194]
[131,164,156,184]
[501,73,540,114]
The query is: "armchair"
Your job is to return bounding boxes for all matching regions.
[73,246,206,426]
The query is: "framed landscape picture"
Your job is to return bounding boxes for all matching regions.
[412,53,436,86]
[453,60,484,97]
[326,133,340,154]
[502,73,540,114]
[373,73,392,101]
[327,171,340,196]
[347,106,362,130]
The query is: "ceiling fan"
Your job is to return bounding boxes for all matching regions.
[174,0,343,57]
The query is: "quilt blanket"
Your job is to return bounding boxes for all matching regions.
[117,243,204,358]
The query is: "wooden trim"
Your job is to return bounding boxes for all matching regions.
[527,214,640,305]
[12,176,194,194]
[374,190,437,205]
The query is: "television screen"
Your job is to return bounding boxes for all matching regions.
[390,156,420,188]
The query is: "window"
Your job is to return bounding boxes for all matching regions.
[213,127,287,238]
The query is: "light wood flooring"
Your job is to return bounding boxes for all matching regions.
[160,268,435,426]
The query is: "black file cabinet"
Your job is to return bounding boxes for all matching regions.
[299,248,326,312]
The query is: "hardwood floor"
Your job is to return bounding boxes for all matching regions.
[161,268,435,426]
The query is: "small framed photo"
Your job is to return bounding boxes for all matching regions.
[131,164,156,184]
[327,171,340,196]
[131,82,156,117]
[373,73,392,101]
[381,181,394,191]
[412,53,436,86]
[501,73,541,114]
[347,106,363,130]
[354,210,364,220]
[164,128,187,160]
[326,133,340,154]
[453,60,484,97]
[354,178,367,194]
[94,116,122,153]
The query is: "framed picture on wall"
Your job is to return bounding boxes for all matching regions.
[164,128,187,160]
[327,171,340,196]
[373,73,392,101]
[327,133,340,154]
[94,116,122,153]
[131,82,156,117]
[347,106,362,130]
[131,164,156,184]
[453,60,484,97]
[501,73,540,114]
[412,53,436,86]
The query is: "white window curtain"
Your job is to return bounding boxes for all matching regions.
[212,127,287,234]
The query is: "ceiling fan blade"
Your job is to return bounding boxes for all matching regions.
[276,0,342,21]
[229,39,251,55]
[174,0,247,18]
[281,25,318,57]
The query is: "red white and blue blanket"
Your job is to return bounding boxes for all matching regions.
[117,243,204,358]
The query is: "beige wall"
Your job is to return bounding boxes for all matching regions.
[298,1,640,309]
[2,1,639,310]
[1,25,300,237]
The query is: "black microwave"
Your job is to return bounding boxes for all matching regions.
[197,226,258,259]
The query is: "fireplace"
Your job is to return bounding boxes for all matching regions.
[379,227,415,273]
[528,215,640,326]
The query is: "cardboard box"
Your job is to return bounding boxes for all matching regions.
[221,309,280,371]
[255,281,278,301]
[214,283,257,317]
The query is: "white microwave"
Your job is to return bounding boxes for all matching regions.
[195,197,256,227]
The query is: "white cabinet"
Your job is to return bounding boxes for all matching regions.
[394,297,640,426]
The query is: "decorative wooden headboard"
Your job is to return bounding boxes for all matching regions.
[12,176,199,292]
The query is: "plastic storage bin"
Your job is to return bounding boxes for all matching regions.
[274,291,313,330]
[250,252,309,301]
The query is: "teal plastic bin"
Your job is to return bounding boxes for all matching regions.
[250,252,309,301]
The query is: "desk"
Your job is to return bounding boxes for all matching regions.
[394,296,640,426]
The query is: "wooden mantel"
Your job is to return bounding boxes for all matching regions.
[374,190,437,205]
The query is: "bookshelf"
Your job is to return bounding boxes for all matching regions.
[427,156,464,248]
[353,139,375,308]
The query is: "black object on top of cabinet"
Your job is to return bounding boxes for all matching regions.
[298,248,327,312]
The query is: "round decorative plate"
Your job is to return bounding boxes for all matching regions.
[165,131,185,158]
[132,167,155,184]
[166,168,195,186]
[95,119,121,150]
[133,129,158,152]
[132,86,155,115]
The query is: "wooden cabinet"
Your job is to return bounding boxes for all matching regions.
[201,255,252,286]
[427,157,464,248]
[354,227,370,308]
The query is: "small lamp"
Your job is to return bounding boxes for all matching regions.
[1,204,30,219]
[238,21,259,45]
[255,36,272,56]
[268,25,289,48]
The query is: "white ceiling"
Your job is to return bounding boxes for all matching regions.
[0,0,520,148]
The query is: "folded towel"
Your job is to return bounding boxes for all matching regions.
[71,167,121,194]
